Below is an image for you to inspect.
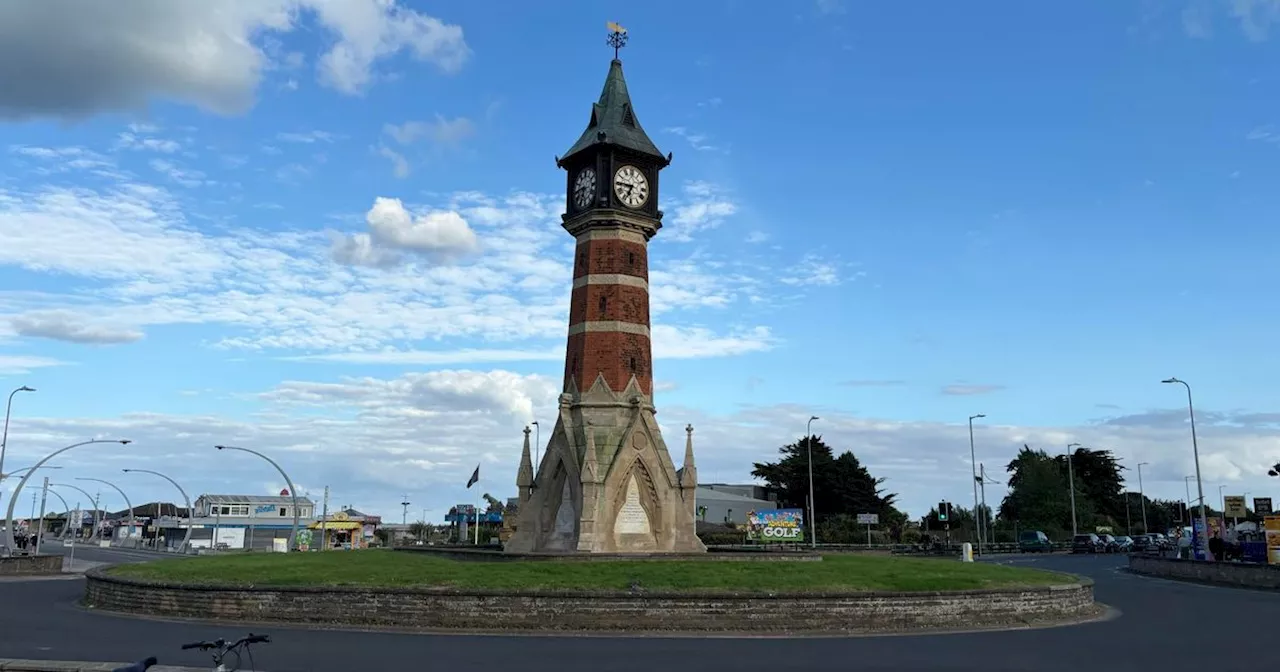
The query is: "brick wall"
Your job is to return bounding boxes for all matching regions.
[85,570,1095,633]
[0,555,62,575]
[1129,555,1280,589]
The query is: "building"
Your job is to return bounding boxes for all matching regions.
[695,486,778,526]
[505,30,702,555]
[310,507,381,549]
[152,494,316,551]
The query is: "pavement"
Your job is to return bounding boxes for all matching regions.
[0,550,1273,671]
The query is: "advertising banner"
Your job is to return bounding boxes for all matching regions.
[1265,516,1280,566]
[747,508,805,543]
[1255,497,1273,516]
[1224,496,1248,518]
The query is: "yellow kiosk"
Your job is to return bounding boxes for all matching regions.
[310,511,365,549]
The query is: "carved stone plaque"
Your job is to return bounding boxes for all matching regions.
[632,433,647,450]
[615,474,651,535]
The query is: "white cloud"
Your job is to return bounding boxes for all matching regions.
[114,132,181,153]
[377,145,411,178]
[4,370,1277,523]
[779,255,843,287]
[0,0,469,120]
[668,181,738,242]
[0,354,66,375]
[8,310,143,345]
[0,169,786,358]
[384,116,476,146]
[331,197,480,267]
[276,130,337,144]
[664,126,722,153]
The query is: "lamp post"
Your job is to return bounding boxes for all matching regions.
[77,477,135,547]
[49,483,104,542]
[41,488,69,540]
[215,445,300,551]
[1162,377,1209,560]
[3,439,130,555]
[806,415,819,549]
[1136,462,1149,533]
[1066,443,1081,536]
[0,386,36,509]
[123,469,193,553]
[1183,475,1195,525]
[968,414,986,554]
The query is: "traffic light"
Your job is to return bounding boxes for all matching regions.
[938,501,948,522]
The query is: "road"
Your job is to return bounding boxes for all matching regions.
[0,551,1272,671]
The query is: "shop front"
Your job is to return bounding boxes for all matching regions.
[310,511,365,549]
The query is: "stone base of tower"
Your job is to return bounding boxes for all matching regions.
[506,375,705,554]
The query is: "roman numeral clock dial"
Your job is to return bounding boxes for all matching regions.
[573,168,596,210]
[613,165,648,208]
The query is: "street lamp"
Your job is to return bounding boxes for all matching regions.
[3,438,130,555]
[0,386,36,507]
[123,469,193,553]
[77,477,136,546]
[1066,443,1081,536]
[1136,462,1149,533]
[1183,475,1195,525]
[1163,377,1209,560]
[968,414,986,554]
[215,445,301,551]
[806,415,819,549]
[49,483,105,542]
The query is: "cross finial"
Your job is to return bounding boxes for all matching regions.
[523,425,531,436]
[686,424,693,435]
[606,21,628,60]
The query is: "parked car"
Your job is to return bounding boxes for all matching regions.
[1071,533,1104,553]
[1018,530,1053,553]
[1098,533,1118,552]
[1111,535,1134,552]
[1131,534,1153,552]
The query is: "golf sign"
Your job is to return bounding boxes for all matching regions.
[747,508,805,543]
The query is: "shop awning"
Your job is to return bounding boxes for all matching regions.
[310,521,362,531]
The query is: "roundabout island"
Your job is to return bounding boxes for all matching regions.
[84,550,1101,635]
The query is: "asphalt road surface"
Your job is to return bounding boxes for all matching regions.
[0,551,1273,671]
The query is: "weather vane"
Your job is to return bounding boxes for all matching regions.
[607,21,628,59]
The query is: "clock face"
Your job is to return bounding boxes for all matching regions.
[573,168,596,210]
[613,165,649,208]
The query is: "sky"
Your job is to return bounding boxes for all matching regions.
[0,0,1278,525]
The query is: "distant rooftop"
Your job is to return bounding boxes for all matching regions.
[199,494,316,506]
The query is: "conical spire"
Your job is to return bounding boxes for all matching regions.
[517,426,534,492]
[679,424,697,489]
[561,59,668,165]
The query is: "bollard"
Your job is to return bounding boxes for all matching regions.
[961,542,974,562]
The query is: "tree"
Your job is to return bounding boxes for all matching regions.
[999,446,1075,535]
[751,435,899,521]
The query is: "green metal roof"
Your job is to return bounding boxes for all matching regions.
[561,59,666,163]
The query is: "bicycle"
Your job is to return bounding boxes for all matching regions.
[181,633,272,671]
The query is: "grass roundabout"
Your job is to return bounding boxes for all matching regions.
[106,549,1073,593]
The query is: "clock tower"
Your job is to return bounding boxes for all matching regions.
[506,26,704,554]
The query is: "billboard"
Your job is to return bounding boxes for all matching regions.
[746,508,804,543]
[1224,496,1248,518]
[1256,497,1273,516]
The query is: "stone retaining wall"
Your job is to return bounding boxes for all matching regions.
[0,555,62,576]
[396,546,822,562]
[1129,554,1280,589]
[84,569,1096,634]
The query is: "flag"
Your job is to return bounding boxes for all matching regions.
[466,465,480,489]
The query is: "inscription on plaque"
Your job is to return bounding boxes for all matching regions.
[615,474,652,535]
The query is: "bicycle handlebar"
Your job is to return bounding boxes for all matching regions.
[180,634,270,651]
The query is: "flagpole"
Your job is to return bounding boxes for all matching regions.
[475,477,481,545]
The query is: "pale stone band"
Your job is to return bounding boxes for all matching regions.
[572,274,648,290]
[567,321,650,337]
[574,228,647,244]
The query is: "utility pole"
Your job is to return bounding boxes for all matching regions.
[319,486,330,551]
[400,495,410,525]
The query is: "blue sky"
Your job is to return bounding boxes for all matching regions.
[0,0,1278,522]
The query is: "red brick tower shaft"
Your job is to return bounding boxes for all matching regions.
[563,228,652,397]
